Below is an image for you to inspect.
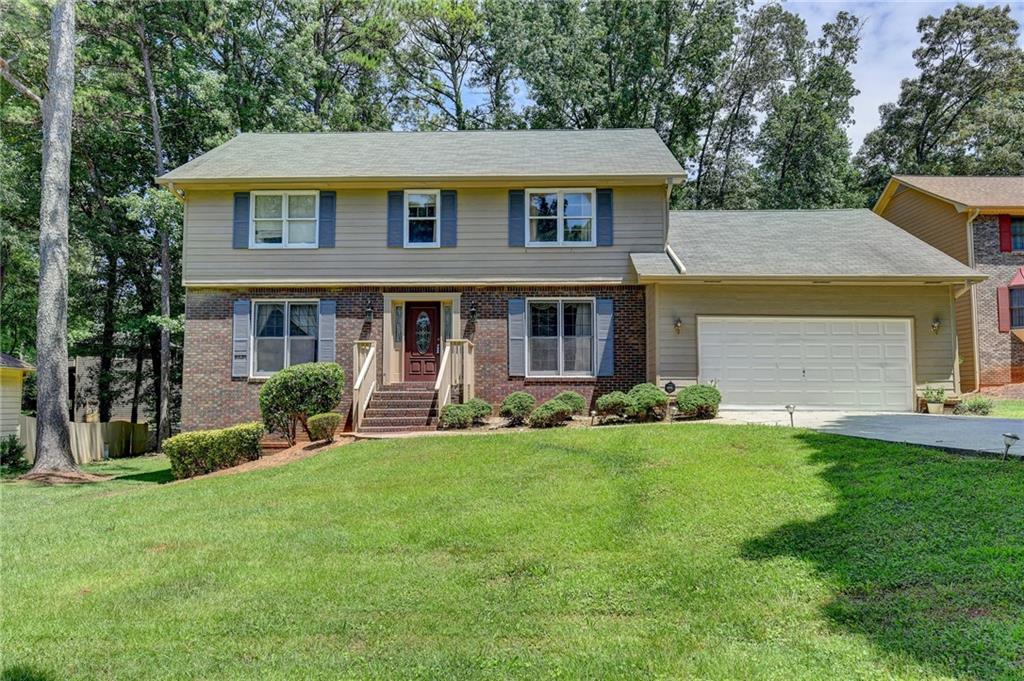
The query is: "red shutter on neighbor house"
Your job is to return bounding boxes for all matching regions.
[999,215,1012,252]
[998,287,1011,332]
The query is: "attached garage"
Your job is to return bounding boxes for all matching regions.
[633,210,986,412]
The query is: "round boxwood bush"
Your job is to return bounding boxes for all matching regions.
[595,391,634,420]
[627,383,668,421]
[675,384,722,419]
[528,399,572,428]
[439,403,474,429]
[258,362,345,445]
[307,412,342,441]
[553,390,586,417]
[499,391,536,426]
[464,398,493,424]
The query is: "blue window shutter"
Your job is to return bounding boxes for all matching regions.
[318,300,336,363]
[440,190,457,247]
[508,297,526,376]
[387,191,403,247]
[318,191,336,248]
[232,299,250,377]
[508,190,525,247]
[596,298,614,376]
[232,192,250,249]
[596,188,613,246]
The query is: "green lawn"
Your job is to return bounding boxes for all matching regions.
[2,425,1022,680]
[991,399,1024,419]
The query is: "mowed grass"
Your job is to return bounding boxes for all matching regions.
[2,425,1023,680]
[991,399,1024,419]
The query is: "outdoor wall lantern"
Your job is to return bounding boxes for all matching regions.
[469,303,478,322]
[364,304,374,323]
[931,318,942,334]
[674,318,683,335]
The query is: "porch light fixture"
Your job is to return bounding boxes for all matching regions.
[469,303,478,322]
[931,318,942,334]
[674,318,683,335]
[785,404,796,427]
[364,304,374,323]
[1003,433,1019,460]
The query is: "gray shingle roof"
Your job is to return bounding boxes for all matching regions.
[158,129,684,183]
[666,209,982,280]
[630,252,680,277]
[894,175,1024,208]
[0,352,34,370]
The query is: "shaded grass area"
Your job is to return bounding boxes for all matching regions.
[2,426,1022,680]
[991,399,1024,419]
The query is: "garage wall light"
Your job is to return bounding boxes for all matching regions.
[674,318,683,335]
[931,318,942,334]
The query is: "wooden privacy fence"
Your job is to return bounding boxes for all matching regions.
[19,416,149,464]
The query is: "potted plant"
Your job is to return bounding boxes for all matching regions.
[920,386,946,415]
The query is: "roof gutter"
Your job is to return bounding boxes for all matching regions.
[635,273,987,285]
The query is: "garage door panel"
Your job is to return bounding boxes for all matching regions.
[698,317,913,411]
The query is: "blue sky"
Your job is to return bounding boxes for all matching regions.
[784,1,1024,151]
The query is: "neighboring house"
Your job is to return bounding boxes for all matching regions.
[158,130,981,432]
[69,356,155,423]
[875,176,1024,390]
[0,352,33,439]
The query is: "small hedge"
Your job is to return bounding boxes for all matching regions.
[596,391,634,420]
[528,399,572,428]
[953,395,994,416]
[439,404,475,429]
[464,398,493,424]
[628,383,668,421]
[259,362,345,445]
[553,391,586,417]
[307,412,342,441]
[164,422,264,479]
[500,391,536,426]
[675,384,722,419]
[0,435,28,474]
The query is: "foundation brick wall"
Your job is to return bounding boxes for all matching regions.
[182,285,647,431]
[973,216,1024,385]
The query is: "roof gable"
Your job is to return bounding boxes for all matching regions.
[875,175,1024,213]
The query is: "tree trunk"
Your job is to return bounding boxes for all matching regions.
[31,0,76,474]
[137,19,170,450]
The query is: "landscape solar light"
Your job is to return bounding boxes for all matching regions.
[785,404,796,427]
[1002,433,1019,460]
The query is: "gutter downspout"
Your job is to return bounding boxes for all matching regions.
[965,207,981,393]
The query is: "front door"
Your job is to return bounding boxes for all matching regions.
[404,302,441,381]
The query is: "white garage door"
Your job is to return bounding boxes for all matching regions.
[698,317,914,411]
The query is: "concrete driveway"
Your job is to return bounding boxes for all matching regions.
[716,410,1024,456]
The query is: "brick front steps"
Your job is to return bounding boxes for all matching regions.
[360,382,439,433]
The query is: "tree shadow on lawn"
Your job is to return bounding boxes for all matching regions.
[1,665,58,681]
[742,432,1024,680]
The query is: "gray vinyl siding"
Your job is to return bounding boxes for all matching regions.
[652,283,960,393]
[182,186,665,284]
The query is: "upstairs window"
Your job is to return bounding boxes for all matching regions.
[252,301,318,375]
[1012,217,1024,251]
[404,190,440,248]
[1012,288,1024,328]
[251,191,318,248]
[525,189,595,247]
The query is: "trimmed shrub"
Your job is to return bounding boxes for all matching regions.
[307,412,342,441]
[953,396,994,416]
[0,435,29,473]
[164,422,264,479]
[528,399,572,428]
[553,391,586,417]
[628,383,668,421]
[439,404,475,429]
[596,391,634,420]
[675,384,722,419]
[259,362,345,445]
[464,398,493,424]
[499,391,536,426]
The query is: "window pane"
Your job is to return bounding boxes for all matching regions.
[1013,219,1024,250]
[563,192,592,217]
[564,218,592,242]
[563,302,593,373]
[528,192,557,217]
[288,194,316,219]
[529,302,559,373]
[529,302,558,337]
[255,195,283,218]
[530,219,558,242]
[256,338,285,373]
[1012,288,1024,328]
[407,193,436,218]
[408,219,436,243]
[289,338,316,365]
[530,338,559,373]
[256,304,285,337]
[290,304,318,337]
[254,220,283,244]
[289,220,316,244]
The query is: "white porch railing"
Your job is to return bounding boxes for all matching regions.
[352,340,377,432]
[434,339,475,410]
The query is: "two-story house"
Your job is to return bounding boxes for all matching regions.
[158,130,981,432]
[875,176,1024,391]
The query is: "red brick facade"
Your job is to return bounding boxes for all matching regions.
[182,286,646,431]
[973,215,1024,385]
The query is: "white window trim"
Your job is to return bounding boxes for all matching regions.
[250,299,319,378]
[525,297,596,378]
[524,188,597,248]
[249,190,319,249]
[403,189,441,249]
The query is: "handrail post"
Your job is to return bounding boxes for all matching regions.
[352,340,377,432]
